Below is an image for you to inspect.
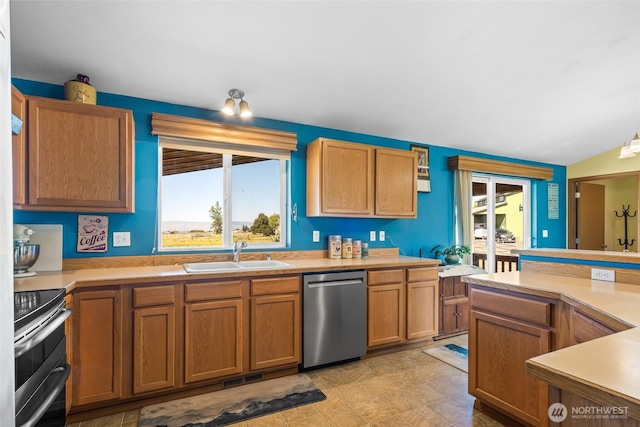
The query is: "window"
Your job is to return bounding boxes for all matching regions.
[158,138,288,251]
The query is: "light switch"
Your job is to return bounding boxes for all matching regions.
[312,230,320,242]
[542,230,548,238]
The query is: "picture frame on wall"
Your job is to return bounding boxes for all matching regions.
[411,145,431,192]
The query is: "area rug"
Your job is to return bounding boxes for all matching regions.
[424,335,468,372]
[138,374,326,427]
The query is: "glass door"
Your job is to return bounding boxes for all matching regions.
[472,175,530,273]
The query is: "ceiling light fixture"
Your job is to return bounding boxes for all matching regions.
[222,88,252,118]
[619,133,640,159]
[629,132,640,151]
[618,141,636,159]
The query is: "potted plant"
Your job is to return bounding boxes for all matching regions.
[431,244,471,265]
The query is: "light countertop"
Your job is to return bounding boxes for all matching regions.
[463,271,640,419]
[14,255,441,293]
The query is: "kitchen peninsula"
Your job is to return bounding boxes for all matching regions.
[463,249,640,426]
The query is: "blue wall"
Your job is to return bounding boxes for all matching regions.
[12,78,567,259]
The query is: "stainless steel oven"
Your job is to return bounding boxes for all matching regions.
[15,289,71,427]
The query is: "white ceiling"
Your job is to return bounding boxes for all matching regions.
[9,1,640,166]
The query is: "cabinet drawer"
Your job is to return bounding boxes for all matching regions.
[470,287,551,326]
[369,269,404,286]
[407,267,438,282]
[185,280,243,302]
[251,276,300,296]
[572,309,617,343]
[133,285,175,307]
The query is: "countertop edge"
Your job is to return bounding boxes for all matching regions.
[513,248,640,265]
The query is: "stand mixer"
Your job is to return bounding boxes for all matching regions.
[14,224,40,277]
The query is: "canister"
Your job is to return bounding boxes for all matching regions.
[361,242,369,258]
[64,74,97,105]
[342,237,353,259]
[353,240,362,258]
[328,235,342,259]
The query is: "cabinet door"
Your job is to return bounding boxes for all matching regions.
[26,96,134,212]
[11,85,27,205]
[469,309,550,427]
[375,148,417,217]
[442,299,459,335]
[133,306,176,394]
[456,300,469,331]
[184,299,242,383]
[406,280,438,340]
[367,283,403,347]
[72,290,122,406]
[307,138,374,216]
[250,293,300,370]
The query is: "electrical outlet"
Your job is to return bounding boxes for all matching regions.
[113,232,131,247]
[370,231,376,242]
[591,268,615,282]
[312,230,320,242]
[542,230,548,238]
[379,231,385,241]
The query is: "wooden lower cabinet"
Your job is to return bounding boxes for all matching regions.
[250,276,301,370]
[470,309,551,426]
[406,268,438,340]
[132,285,177,394]
[71,289,123,406]
[438,275,469,337]
[184,298,243,383]
[367,272,404,347]
[367,268,438,348]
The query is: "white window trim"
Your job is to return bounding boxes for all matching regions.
[157,137,288,252]
[472,174,531,273]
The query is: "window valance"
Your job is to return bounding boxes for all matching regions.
[151,113,298,153]
[448,155,553,180]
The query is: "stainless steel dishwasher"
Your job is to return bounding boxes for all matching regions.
[302,270,367,368]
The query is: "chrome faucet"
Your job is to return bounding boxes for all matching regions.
[233,239,248,262]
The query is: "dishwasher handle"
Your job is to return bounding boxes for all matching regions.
[307,278,364,288]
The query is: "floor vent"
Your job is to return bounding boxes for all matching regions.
[245,373,264,383]
[221,372,265,389]
[222,377,244,389]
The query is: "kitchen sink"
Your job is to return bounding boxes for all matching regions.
[183,260,293,274]
[183,261,243,273]
[238,260,293,269]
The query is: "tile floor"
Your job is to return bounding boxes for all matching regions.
[67,337,504,427]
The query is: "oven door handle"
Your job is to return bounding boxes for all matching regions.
[15,308,72,358]
[18,364,71,427]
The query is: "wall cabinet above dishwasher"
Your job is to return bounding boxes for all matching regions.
[12,87,135,213]
[306,137,417,218]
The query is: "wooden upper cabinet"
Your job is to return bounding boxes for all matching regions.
[11,85,27,205]
[22,96,135,212]
[375,148,417,217]
[306,138,417,218]
[306,138,374,216]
